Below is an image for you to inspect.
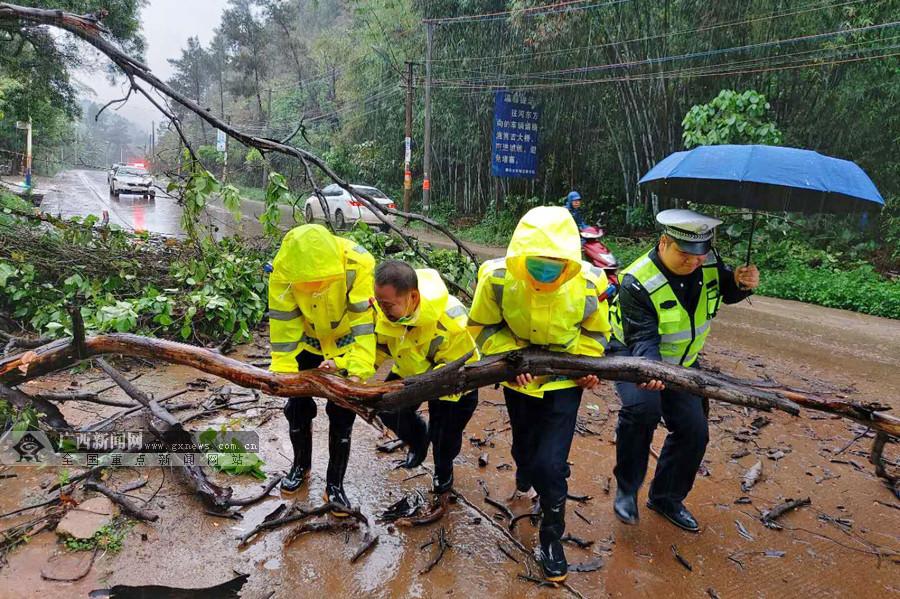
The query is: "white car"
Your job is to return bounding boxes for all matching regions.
[110,165,154,199]
[304,183,396,230]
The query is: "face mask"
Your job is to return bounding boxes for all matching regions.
[525,257,566,283]
[380,295,417,324]
[395,310,417,324]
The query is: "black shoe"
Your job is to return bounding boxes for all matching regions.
[613,489,638,525]
[324,484,352,517]
[646,500,699,532]
[539,499,568,583]
[515,473,532,493]
[280,464,308,494]
[400,438,428,469]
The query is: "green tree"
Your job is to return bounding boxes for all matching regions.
[682,89,783,149]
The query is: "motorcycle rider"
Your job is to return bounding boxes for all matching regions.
[565,190,588,231]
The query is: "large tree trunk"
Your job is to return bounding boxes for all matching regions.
[2,333,898,438]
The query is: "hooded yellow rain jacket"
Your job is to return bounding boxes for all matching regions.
[468,206,611,397]
[374,269,479,401]
[268,224,376,379]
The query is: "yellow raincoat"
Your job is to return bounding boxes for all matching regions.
[468,206,611,397]
[268,224,376,379]
[374,269,479,401]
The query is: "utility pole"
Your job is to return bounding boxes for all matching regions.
[403,61,414,212]
[223,116,230,184]
[24,117,32,188]
[263,89,272,188]
[150,120,155,164]
[422,22,433,214]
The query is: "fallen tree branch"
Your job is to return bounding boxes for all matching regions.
[2,334,898,494]
[0,382,71,430]
[30,390,135,408]
[83,481,159,522]
[871,433,900,500]
[420,526,451,574]
[4,335,898,438]
[95,358,234,510]
[350,533,379,563]
[225,475,283,508]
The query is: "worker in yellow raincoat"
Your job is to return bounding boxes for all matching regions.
[468,206,611,582]
[372,261,479,513]
[267,224,376,514]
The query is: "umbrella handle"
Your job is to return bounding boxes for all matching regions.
[745,211,757,266]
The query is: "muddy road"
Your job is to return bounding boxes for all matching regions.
[1,307,898,598]
[1,170,897,597]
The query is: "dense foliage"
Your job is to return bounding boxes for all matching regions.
[0,192,269,343]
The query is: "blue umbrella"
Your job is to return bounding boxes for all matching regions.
[639,144,885,262]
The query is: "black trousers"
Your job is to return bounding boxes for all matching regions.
[378,372,478,485]
[503,385,583,509]
[283,351,357,448]
[613,378,709,510]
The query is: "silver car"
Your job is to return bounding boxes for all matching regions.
[109,165,154,199]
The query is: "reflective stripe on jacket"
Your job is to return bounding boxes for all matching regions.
[468,206,611,398]
[268,224,376,379]
[375,269,479,401]
[610,250,721,367]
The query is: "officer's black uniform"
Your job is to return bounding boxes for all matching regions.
[612,248,751,513]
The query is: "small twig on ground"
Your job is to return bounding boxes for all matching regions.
[350,534,379,563]
[239,502,368,546]
[561,534,594,549]
[420,526,451,574]
[671,544,693,572]
[226,476,283,507]
[283,520,359,547]
[761,497,811,529]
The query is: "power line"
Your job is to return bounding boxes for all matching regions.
[423,0,630,25]
[430,0,866,67]
[434,38,900,87]
[428,45,900,91]
[431,20,900,87]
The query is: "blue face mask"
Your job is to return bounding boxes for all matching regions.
[525,257,566,283]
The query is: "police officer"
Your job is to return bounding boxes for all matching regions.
[267,224,377,515]
[610,209,759,531]
[372,260,479,513]
[468,206,611,582]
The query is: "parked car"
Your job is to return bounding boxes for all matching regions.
[304,183,396,230]
[109,165,154,199]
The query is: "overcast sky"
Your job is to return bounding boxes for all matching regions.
[74,0,230,133]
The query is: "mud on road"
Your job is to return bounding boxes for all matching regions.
[4,176,899,597]
[1,301,898,598]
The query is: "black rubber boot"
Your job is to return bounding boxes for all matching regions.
[538,499,568,582]
[324,426,353,516]
[281,424,312,494]
[400,435,429,469]
[433,472,454,496]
